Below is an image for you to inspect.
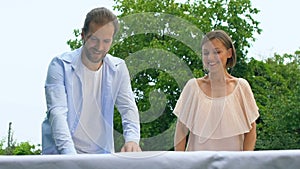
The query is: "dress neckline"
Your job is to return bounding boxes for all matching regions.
[193,77,240,100]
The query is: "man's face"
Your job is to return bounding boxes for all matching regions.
[82,22,114,64]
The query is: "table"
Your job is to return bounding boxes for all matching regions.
[0,150,299,169]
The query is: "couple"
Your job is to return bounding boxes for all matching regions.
[42,7,259,155]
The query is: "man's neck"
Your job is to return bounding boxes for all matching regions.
[81,55,103,71]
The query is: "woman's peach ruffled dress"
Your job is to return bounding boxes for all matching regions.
[174,78,259,151]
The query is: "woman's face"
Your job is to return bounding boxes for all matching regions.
[202,38,232,73]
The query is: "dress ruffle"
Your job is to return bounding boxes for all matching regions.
[173,78,259,143]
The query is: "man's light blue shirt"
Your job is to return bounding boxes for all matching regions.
[42,47,140,154]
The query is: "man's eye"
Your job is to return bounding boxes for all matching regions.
[88,36,98,42]
[90,36,97,41]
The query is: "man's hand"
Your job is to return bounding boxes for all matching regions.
[120,141,142,152]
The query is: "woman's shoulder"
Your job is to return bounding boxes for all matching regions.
[237,77,248,83]
[195,76,209,85]
[185,78,198,86]
[181,78,201,93]
[237,78,251,88]
[236,78,255,96]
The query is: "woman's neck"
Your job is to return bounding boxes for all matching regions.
[207,69,230,83]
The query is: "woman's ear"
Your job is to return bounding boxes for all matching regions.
[227,48,233,58]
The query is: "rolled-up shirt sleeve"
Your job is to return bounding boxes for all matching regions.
[45,58,77,154]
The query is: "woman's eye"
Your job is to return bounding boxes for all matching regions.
[104,39,111,43]
[213,51,221,55]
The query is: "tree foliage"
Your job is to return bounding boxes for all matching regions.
[247,52,300,149]
[112,0,262,151]
[67,0,299,150]
[0,139,41,155]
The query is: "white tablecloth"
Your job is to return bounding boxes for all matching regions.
[0,150,299,169]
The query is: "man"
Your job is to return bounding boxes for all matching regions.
[42,7,141,154]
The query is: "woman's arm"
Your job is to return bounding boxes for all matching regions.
[243,122,257,151]
[174,120,189,151]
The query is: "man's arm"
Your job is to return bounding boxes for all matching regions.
[45,57,77,154]
[115,62,141,152]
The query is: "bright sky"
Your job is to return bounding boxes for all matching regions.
[0,0,299,146]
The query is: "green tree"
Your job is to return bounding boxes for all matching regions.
[68,0,261,151]
[12,142,41,155]
[113,0,261,76]
[0,139,5,155]
[247,51,300,150]
[0,141,41,155]
[114,0,261,151]
[0,123,41,155]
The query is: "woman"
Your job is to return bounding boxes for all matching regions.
[174,30,259,151]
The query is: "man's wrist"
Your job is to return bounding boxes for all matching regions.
[60,147,77,155]
[125,138,140,145]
